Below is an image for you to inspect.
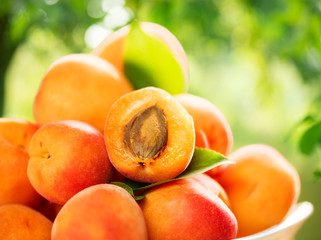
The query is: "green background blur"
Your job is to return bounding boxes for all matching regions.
[1,0,320,239]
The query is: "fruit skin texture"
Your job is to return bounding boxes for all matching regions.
[105,87,195,183]
[191,173,230,208]
[139,176,238,240]
[0,204,52,240]
[93,21,189,82]
[28,120,114,204]
[33,53,133,133]
[175,93,233,156]
[0,118,42,207]
[52,184,148,240]
[211,144,301,237]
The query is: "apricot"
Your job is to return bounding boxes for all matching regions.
[139,176,238,240]
[0,118,42,207]
[191,173,230,208]
[175,93,233,156]
[93,21,189,81]
[33,53,133,133]
[211,144,301,237]
[0,204,52,240]
[52,184,148,240]
[105,87,195,183]
[28,120,113,204]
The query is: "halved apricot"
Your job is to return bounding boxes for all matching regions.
[104,87,195,183]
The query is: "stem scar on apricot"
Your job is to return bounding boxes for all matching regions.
[123,105,168,163]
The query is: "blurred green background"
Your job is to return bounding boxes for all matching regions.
[1,0,320,239]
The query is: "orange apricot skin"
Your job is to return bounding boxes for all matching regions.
[191,173,230,208]
[52,184,148,240]
[33,53,133,133]
[0,118,39,149]
[212,144,301,237]
[139,176,238,240]
[105,87,195,183]
[93,21,189,81]
[175,93,233,156]
[0,204,52,240]
[28,120,114,204]
[0,118,42,207]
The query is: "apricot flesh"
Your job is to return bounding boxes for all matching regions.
[105,87,195,183]
[0,204,52,240]
[52,184,148,240]
[0,118,42,207]
[139,176,238,240]
[212,144,301,237]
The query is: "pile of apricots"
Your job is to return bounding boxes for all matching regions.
[0,21,301,240]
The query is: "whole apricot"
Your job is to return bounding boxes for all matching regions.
[175,93,233,156]
[0,118,42,207]
[52,184,148,240]
[0,204,52,240]
[28,120,113,204]
[139,176,237,240]
[33,54,133,133]
[93,21,189,82]
[105,87,195,183]
[212,144,301,237]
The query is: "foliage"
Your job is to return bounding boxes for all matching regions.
[124,20,187,94]
[112,147,232,199]
[125,0,321,175]
[0,0,104,116]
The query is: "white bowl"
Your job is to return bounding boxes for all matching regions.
[234,201,314,240]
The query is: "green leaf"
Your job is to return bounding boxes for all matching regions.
[176,147,230,179]
[314,169,321,182]
[296,117,321,155]
[111,181,135,196]
[110,181,145,201]
[124,147,233,192]
[124,20,187,94]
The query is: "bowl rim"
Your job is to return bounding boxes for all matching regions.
[234,201,314,240]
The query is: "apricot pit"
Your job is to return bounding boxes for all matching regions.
[124,105,168,161]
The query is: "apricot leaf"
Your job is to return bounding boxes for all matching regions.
[124,20,187,94]
[177,147,232,179]
[111,181,145,200]
[314,169,321,182]
[117,147,233,195]
[295,116,321,154]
